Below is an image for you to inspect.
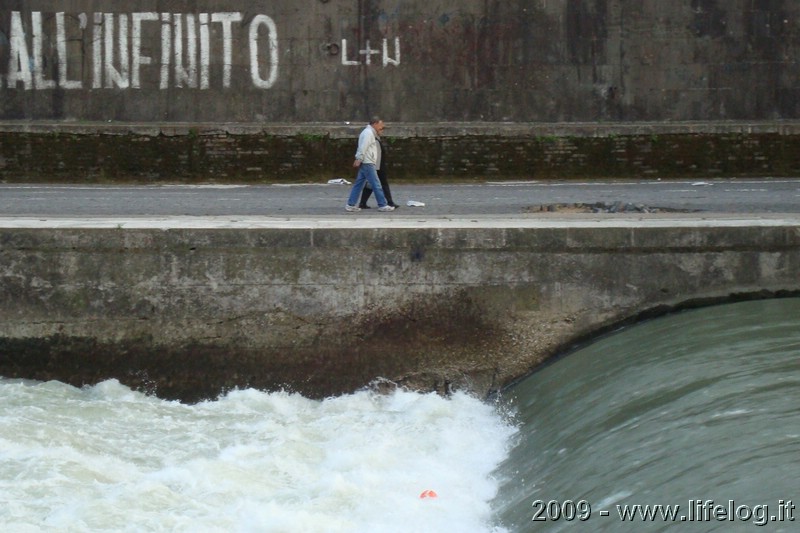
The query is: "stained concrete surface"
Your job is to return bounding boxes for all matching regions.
[1,181,799,401]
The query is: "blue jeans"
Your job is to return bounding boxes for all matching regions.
[347,163,387,207]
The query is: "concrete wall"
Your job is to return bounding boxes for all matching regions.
[4,2,800,182]
[2,1,799,122]
[1,219,798,402]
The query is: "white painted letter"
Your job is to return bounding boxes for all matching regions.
[132,13,158,89]
[200,14,210,89]
[212,13,242,88]
[249,15,278,89]
[92,13,102,88]
[383,38,401,67]
[160,13,171,89]
[104,13,130,88]
[7,11,33,89]
[57,13,82,89]
[341,39,359,66]
[173,14,198,88]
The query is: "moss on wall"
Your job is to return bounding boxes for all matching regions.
[2,126,800,183]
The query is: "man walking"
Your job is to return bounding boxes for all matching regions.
[345,117,395,212]
[359,134,398,209]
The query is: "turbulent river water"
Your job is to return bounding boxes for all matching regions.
[492,297,800,532]
[1,298,798,532]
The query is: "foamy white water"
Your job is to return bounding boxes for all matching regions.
[0,380,517,533]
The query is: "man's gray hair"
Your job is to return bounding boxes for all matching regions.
[369,116,382,125]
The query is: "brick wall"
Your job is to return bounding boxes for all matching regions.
[2,122,800,182]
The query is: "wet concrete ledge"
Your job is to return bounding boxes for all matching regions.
[1,215,799,402]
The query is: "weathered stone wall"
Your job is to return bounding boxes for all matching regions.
[1,1,799,122]
[1,220,799,402]
[3,121,800,182]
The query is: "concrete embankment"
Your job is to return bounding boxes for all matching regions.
[1,215,798,402]
[3,2,799,123]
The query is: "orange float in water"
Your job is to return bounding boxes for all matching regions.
[419,490,438,499]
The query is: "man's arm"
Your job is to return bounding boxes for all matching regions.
[354,128,374,165]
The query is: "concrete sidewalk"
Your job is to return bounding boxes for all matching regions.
[1,213,800,229]
[1,178,799,217]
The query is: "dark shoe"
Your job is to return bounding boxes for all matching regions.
[389,203,400,209]
[359,205,371,209]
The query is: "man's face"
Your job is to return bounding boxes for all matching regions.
[374,121,385,135]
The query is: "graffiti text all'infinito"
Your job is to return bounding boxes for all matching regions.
[1,11,279,90]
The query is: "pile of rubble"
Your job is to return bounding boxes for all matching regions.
[528,202,695,214]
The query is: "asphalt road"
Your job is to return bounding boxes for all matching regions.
[1,178,799,217]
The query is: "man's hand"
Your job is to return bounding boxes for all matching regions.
[353,160,362,168]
